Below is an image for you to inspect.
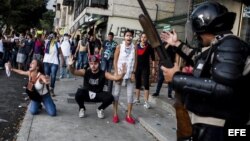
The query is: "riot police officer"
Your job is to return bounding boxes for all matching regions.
[161,1,250,141]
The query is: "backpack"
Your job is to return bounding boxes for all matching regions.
[26,73,43,102]
[45,40,59,54]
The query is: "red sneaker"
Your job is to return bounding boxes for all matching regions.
[125,116,135,124]
[113,115,119,123]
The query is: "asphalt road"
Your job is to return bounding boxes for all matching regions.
[0,70,29,140]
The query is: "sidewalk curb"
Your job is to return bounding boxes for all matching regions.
[17,106,33,141]
[149,95,176,116]
[138,117,167,141]
[119,101,174,141]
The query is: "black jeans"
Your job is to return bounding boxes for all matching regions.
[0,52,3,68]
[155,65,173,95]
[135,66,150,90]
[100,58,113,93]
[75,88,114,110]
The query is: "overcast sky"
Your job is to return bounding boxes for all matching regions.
[46,0,55,10]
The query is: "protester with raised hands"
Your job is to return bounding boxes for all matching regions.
[6,59,57,116]
[68,55,127,119]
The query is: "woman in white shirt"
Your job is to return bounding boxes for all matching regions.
[7,59,57,116]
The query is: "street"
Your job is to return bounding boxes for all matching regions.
[16,77,164,141]
[0,70,28,140]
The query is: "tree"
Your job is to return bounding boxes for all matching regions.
[39,10,55,32]
[0,0,50,33]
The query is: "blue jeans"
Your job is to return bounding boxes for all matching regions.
[101,58,113,93]
[101,58,113,72]
[29,93,57,116]
[77,51,88,69]
[11,50,18,68]
[44,62,58,89]
[155,65,173,95]
[60,56,70,78]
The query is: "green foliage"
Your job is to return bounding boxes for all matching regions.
[0,0,52,32]
[40,10,55,31]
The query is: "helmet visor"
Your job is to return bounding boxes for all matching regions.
[185,20,203,48]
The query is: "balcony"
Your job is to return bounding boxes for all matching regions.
[62,0,74,6]
[74,0,108,20]
[90,0,108,8]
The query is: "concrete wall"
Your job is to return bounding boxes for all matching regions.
[112,0,175,21]
[219,0,242,36]
[54,0,72,33]
[174,0,189,16]
[172,0,189,41]
[171,0,242,40]
[106,0,175,43]
[107,17,143,43]
[66,0,176,34]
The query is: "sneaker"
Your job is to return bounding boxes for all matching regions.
[125,116,135,124]
[152,93,159,97]
[79,108,85,118]
[113,115,119,123]
[144,101,151,109]
[96,109,104,119]
[133,99,140,105]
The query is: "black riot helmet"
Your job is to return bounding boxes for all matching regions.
[190,1,236,35]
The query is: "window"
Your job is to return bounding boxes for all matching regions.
[240,6,250,44]
[57,3,61,11]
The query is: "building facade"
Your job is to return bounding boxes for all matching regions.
[54,0,250,43]
[54,0,175,42]
[53,0,250,83]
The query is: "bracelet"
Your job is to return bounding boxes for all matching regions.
[176,41,184,49]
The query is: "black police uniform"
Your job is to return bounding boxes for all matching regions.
[171,2,250,141]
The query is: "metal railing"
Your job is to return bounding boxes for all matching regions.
[74,0,108,20]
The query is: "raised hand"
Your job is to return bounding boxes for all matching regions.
[121,63,127,74]
[5,62,11,77]
[5,62,12,70]
[160,29,179,46]
[68,56,75,66]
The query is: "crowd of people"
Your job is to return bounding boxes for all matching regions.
[1,1,250,140]
[1,27,161,123]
